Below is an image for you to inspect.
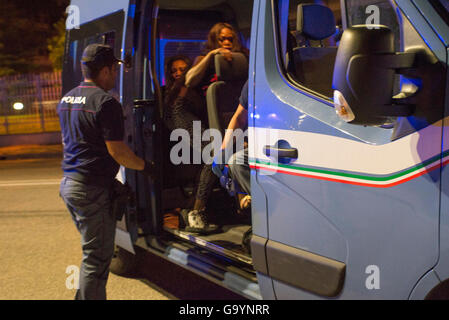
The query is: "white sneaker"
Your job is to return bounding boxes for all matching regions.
[188,210,206,229]
[183,209,220,234]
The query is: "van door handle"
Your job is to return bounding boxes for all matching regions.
[263,146,298,159]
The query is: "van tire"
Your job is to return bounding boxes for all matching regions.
[425,280,449,300]
[109,245,139,276]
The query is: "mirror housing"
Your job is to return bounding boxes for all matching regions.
[332,25,416,126]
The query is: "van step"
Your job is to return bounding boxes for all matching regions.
[135,236,261,300]
[165,242,261,300]
[164,224,253,266]
[170,241,257,282]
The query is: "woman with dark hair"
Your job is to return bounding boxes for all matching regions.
[163,55,218,234]
[176,23,248,233]
[185,22,248,91]
[164,55,191,90]
[163,55,206,129]
[163,55,193,113]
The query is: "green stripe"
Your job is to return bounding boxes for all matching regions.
[251,150,449,182]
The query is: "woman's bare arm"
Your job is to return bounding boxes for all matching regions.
[185,54,209,88]
[185,48,232,88]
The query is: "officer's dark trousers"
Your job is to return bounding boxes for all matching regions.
[60,177,116,300]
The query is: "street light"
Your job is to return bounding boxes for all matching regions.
[13,102,24,111]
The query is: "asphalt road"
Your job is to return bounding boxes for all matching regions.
[0,154,243,300]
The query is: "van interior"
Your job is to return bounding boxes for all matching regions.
[155,0,255,269]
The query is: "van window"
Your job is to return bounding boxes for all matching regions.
[156,10,223,86]
[62,11,124,96]
[65,32,116,88]
[275,0,400,100]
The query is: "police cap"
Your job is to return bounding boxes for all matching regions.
[81,44,124,68]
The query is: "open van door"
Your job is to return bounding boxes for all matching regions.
[121,0,164,248]
[251,0,446,299]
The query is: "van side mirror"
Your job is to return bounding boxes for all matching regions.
[332,25,416,126]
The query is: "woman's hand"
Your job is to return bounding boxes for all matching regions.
[210,48,232,61]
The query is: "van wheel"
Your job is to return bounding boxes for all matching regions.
[109,245,139,276]
[425,280,449,300]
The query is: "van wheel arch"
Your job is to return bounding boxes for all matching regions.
[425,279,449,300]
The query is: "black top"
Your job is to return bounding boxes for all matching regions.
[57,82,124,187]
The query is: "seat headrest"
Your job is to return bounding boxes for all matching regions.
[297,4,336,41]
[214,52,248,81]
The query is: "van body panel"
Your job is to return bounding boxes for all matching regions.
[249,0,275,298]
[249,0,268,240]
[255,273,277,300]
[252,0,442,299]
[70,0,131,28]
[434,47,449,283]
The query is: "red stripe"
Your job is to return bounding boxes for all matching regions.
[250,160,446,188]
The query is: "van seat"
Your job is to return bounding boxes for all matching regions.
[206,53,248,133]
[289,4,338,97]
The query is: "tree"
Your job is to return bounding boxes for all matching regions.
[48,18,66,71]
[0,43,15,76]
[0,0,69,75]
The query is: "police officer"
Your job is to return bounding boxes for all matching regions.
[58,44,153,300]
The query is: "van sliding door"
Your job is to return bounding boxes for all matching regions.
[121,0,163,243]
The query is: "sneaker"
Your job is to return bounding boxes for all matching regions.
[182,209,220,235]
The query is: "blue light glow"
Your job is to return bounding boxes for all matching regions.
[128,4,136,18]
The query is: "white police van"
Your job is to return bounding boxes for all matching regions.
[63,0,449,299]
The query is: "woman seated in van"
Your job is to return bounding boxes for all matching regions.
[163,55,219,234]
[185,22,249,93]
